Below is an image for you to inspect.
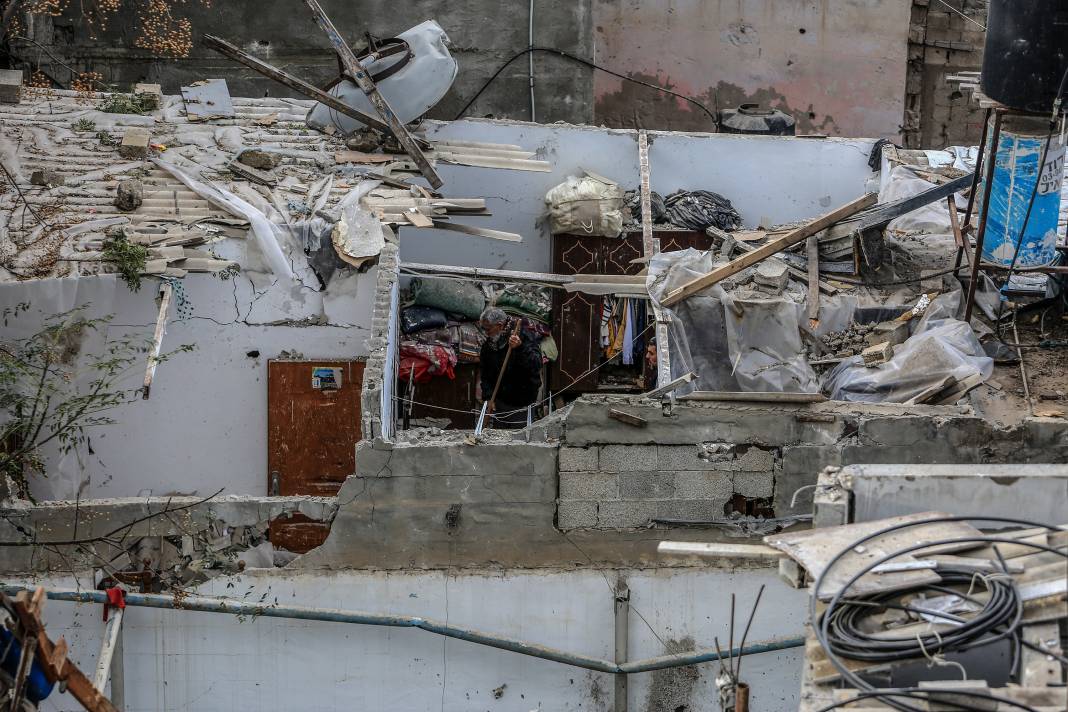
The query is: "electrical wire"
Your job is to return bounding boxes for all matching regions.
[454,46,718,127]
[811,516,1067,712]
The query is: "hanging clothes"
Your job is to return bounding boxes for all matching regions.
[622,298,635,365]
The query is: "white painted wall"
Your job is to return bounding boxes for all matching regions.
[409,118,878,272]
[27,566,806,712]
[0,256,378,501]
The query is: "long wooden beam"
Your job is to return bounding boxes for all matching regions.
[662,193,877,306]
[202,34,391,134]
[302,0,444,189]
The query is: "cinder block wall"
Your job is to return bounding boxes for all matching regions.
[558,445,774,530]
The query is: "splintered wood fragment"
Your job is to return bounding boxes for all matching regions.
[335,150,394,164]
[201,34,390,133]
[608,408,647,427]
[404,208,434,228]
[663,193,876,306]
[430,220,521,242]
[806,234,820,320]
[658,541,783,560]
[143,282,173,400]
[302,0,443,188]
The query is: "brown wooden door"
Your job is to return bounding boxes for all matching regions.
[267,360,363,552]
[551,235,603,392]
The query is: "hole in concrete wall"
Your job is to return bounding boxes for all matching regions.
[798,27,806,34]
[726,493,774,518]
[246,349,260,358]
[257,40,270,47]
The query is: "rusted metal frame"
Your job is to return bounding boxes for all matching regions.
[638,130,672,394]
[964,109,1004,322]
[8,588,119,712]
[202,34,391,134]
[302,0,444,189]
[948,194,972,273]
[961,107,992,232]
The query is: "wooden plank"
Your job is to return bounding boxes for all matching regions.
[142,282,172,400]
[1021,622,1063,687]
[657,541,782,560]
[662,193,876,306]
[643,371,696,399]
[201,34,390,134]
[678,391,827,403]
[608,408,647,427]
[302,0,443,189]
[93,607,123,692]
[429,219,522,242]
[806,234,820,320]
[639,130,674,394]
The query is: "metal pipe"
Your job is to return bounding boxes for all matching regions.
[528,0,536,121]
[6,587,804,675]
[734,681,750,712]
[614,579,630,712]
[964,109,1004,322]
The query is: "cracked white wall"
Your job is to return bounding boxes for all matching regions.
[0,264,378,501]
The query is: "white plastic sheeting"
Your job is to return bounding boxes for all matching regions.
[306,20,458,134]
[647,248,818,394]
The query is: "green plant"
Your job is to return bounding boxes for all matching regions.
[101,235,148,291]
[73,117,96,131]
[0,307,193,499]
[98,93,152,115]
[96,130,119,147]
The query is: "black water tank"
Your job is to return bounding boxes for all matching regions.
[981,0,1068,113]
[718,104,796,135]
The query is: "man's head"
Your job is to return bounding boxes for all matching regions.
[479,306,509,338]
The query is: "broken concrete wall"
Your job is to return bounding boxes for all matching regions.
[18,566,805,711]
[415,119,878,272]
[558,444,774,530]
[0,265,378,501]
[9,0,595,125]
[360,242,399,441]
[592,0,911,138]
[905,0,987,148]
[563,396,1068,526]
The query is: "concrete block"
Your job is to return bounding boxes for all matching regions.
[656,499,727,521]
[557,501,598,530]
[559,446,597,472]
[559,471,618,501]
[782,445,841,476]
[734,446,775,472]
[732,470,775,498]
[861,341,894,367]
[119,127,151,159]
[599,444,656,472]
[597,500,657,528]
[114,179,143,211]
[29,170,64,186]
[657,445,719,471]
[618,471,675,499]
[0,69,22,104]
[673,471,733,500]
[754,258,789,293]
[866,320,909,347]
[133,82,162,109]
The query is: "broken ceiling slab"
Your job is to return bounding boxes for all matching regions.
[764,511,984,600]
[180,78,235,121]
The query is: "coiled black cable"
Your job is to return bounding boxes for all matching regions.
[811,516,1068,712]
[820,566,1021,662]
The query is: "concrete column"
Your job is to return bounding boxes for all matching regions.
[614,577,630,712]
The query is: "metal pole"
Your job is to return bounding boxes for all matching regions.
[734,681,750,712]
[5,587,804,676]
[111,619,125,711]
[964,109,1004,322]
[614,579,630,712]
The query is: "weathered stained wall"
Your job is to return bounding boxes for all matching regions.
[8,0,595,125]
[0,261,377,501]
[591,0,911,138]
[414,119,878,273]
[22,567,806,712]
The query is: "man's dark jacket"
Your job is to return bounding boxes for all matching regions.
[480,328,543,407]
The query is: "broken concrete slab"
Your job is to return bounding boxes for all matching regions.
[114,178,143,211]
[133,82,163,110]
[30,169,64,186]
[0,69,21,104]
[861,340,894,367]
[119,127,151,158]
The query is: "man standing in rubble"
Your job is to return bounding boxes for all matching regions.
[479,307,543,428]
